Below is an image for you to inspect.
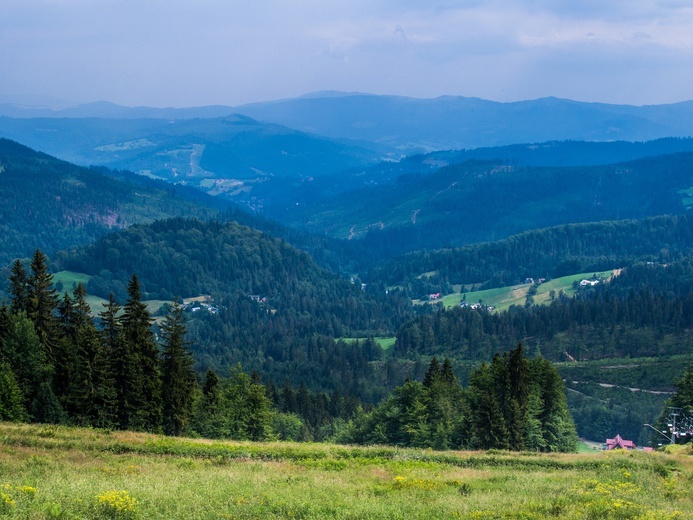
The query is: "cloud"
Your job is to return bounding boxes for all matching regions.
[1,0,692,106]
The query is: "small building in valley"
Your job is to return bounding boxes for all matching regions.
[606,434,636,450]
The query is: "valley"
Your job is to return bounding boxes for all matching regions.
[6,2,693,517]
[2,97,693,470]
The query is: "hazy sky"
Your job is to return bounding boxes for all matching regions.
[2,0,693,107]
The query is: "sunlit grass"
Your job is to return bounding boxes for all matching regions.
[0,422,691,518]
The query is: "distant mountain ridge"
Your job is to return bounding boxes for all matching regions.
[3,92,693,153]
[0,115,383,187]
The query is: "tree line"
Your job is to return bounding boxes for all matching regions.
[342,344,577,452]
[0,251,578,451]
[366,214,693,297]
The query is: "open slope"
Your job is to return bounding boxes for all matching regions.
[0,422,690,519]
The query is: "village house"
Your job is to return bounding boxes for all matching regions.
[605,434,636,450]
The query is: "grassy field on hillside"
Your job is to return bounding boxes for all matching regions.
[51,271,190,320]
[435,269,616,312]
[0,423,691,519]
[339,337,397,350]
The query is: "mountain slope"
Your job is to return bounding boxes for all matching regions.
[0,115,383,190]
[270,152,693,252]
[0,138,219,265]
[5,93,693,155]
[55,217,412,399]
[235,92,693,153]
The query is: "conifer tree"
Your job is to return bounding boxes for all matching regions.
[225,364,274,441]
[160,302,196,436]
[0,302,9,350]
[121,274,161,432]
[8,260,28,314]
[192,369,226,438]
[423,357,441,387]
[54,291,78,407]
[3,312,51,412]
[468,361,510,450]
[100,293,133,429]
[32,381,67,424]
[441,358,456,385]
[0,362,27,421]
[506,343,531,450]
[26,249,59,363]
[68,285,117,428]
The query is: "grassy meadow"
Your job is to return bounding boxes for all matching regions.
[0,423,691,519]
[431,269,617,312]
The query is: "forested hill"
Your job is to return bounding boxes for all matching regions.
[366,214,693,294]
[273,152,693,253]
[54,218,412,398]
[0,138,219,265]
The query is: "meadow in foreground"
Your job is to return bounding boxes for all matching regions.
[0,422,691,519]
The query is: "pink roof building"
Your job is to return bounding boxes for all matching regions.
[606,434,636,450]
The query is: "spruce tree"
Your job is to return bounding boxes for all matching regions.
[160,302,196,436]
[3,312,51,412]
[26,249,59,363]
[193,369,226,438]
[121,275,161,432]
[506,343,531,450]
[100,293,134,430]
[0,302,9,353]
[423,357,441,388]
[68,285,117,428]
[0,363,27,422]
[468,361,510,450]
[8,260,28,314]
[54,292,78,408]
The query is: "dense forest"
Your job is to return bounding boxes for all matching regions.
[0,138,220,266]
[366,214,693,295]
[0,252,578,451]
[2,139,693,449]
[394,260,693,361]
[344,346,577,452]
[274,152,693,256]
[48,218,411,401]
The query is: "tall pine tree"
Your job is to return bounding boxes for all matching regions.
[160,302,196,436]
[26,249,59,364]
[121,275,161,432]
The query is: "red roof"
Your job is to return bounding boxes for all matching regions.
[606,434,636,450]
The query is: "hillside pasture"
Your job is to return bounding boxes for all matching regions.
[0,423,690,519]
[435,269,617,312]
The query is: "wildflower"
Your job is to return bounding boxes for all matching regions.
[96,490,138,516]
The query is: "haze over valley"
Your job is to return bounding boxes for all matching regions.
[2,2,693,518]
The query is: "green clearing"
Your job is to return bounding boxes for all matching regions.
[678,186,693,208]
[0,422,691,519]
[338,337,397,350]
[50,271,201,319]
[52,270,92,293]
[436,269,617,312]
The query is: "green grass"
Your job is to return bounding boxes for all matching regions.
[678,186,693,208]
[438,269,617,312]
[0,422,691,519]
[338,337,397,350]
[375,337,397,350]
[51,272,202,319]
[52,270,92,293]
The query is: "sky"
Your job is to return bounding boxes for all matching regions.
[2,0,693,108]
